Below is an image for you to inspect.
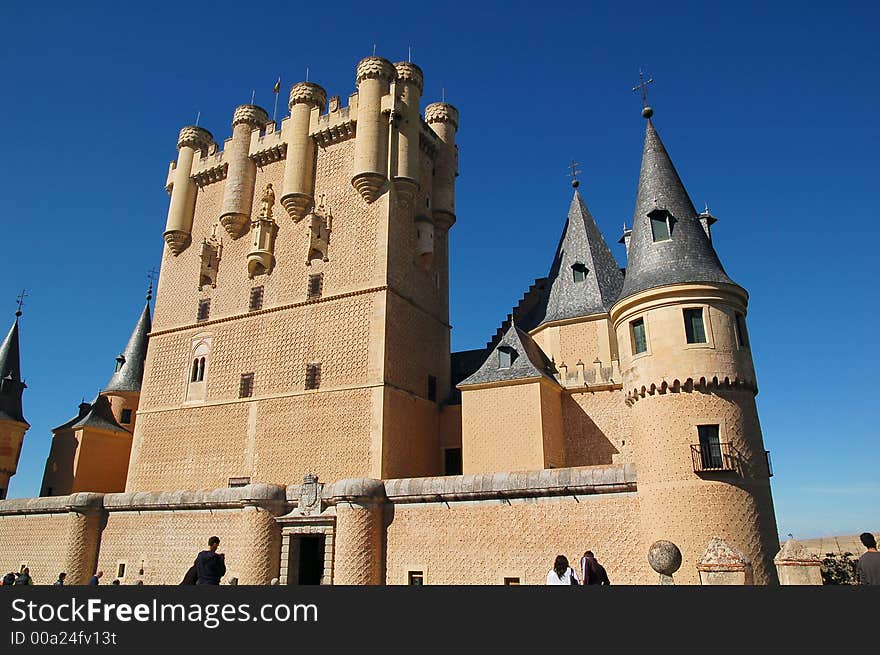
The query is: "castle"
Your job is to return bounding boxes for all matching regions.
[0,55,780,585]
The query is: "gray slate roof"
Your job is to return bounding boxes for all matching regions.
[0,316,26,424]
[458,323,559,387]
[69,395,128,434]
[619,119,736,300]
[52,402,92,433]
[532,191,624,326]
[103,300,151,394]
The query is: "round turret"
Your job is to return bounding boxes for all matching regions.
[281,82,327,221]
[176,126,213,151]
[288,82,327,111]
[425,103,459,228]
[352,56,396,203]
[164,126,215,255]
[232,104,270,129]
[393,62,424,94]
[424,102,459,130]
[355,56,397,84]
[220,104,270,238]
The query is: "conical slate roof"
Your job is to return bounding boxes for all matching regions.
[103,300,151,394]
[70,394,128,434]
[52,402,92,432]
[458,323,558,387]
[619,119,735,300]
[533,190,624,326]
[0,315,26,423]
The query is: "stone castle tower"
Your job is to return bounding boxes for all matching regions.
[0,311,28,500]
[127,56,459,491]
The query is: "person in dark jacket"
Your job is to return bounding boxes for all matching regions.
[88,571,103,586]
[54,573,66,586]
[180,565,198,585]
[14,567,33,585]
[580,551,611,586]
[2,572,16,586]
[195,536,226,585]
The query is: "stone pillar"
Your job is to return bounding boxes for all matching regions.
[220,105,270,238]
[328,479,386,585]
[63,493,105,585]
[281,82,326,221]
[392,61,423,209]
[352,56,396,203]
[697,537,754,585]
[164,126,213,255]
[774,539,823,585]
[234,484,286,585]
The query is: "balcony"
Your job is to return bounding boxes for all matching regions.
[691,442,739,474]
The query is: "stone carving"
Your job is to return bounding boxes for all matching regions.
[355,56,396,84]
[648,540,682,585]
[298,473,323,516]
[198,224,222,290]
[306,194,332,264]
[247,183,279,278]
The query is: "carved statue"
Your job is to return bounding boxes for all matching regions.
[259,183,275,219]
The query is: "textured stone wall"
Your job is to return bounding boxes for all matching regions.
[0,513,73,583]
[632,389,779,584]
[461,382,544,474]
[563,389,632,466]
[539,383,565,469]
[381,387,440,479]
[385,492,645,584]
[70,429,132,493]
[334,502,383,585]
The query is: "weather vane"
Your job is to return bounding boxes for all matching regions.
[15,289,27,317]
[566,160,582,188]
[632,69,655,118]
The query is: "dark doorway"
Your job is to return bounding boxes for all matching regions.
[287,535,325,585]
[444,448,462,475]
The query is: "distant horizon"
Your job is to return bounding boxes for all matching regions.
[1,0,877,540]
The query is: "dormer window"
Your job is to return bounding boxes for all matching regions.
[115,355,125,373]
[571,262,588,282]
[649,209,673,242]
[498,346,516,369]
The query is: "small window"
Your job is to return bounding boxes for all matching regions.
[228,477,251,488]
[239,373,254,398]
[197,299,211,322]
[308,273,323,300]
[115,355,125,372]
[735,313,749,348]
[120,409,132,424]
[498,346,516,369]
[444,448,462,475]
[116,562,126,579]
[571,262,588,282]
[0,488,6,500]
[683,308,707,344]
[305,363,321,390]
[503,577,521,586]
[198,357,206,382]
[698,424,722,469]
[631,318,647,354]
[191,357,206,382]
[649,210,672,242]
[408,571,424,586]
[427,375,437,402]
[249,286,264,312]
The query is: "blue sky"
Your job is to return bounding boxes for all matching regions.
[1,1,876,538]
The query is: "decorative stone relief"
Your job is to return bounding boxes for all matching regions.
[247,184,279,278]
[298,473,323,516]
[198,224,222,290]
[306,194,332,265]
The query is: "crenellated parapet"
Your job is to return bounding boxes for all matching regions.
[424,102,459,130]
[355,56,397,84]
[164,125,215,255]
[281,82,327,221]
[393,62,424,94]
[220,104,271,239]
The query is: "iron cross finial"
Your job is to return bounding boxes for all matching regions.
[633,69,655,119]
[566,160,582,188]
[147,268,160,301]
[15,289,27,317]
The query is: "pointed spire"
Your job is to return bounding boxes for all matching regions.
[619,116,734,300]
[103,294,152,394]
[532,190,624,326]
[0,312,26,424]
[70,394,128,434]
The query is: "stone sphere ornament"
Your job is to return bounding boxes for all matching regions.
[648,540,682,576]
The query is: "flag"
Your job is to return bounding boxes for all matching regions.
[273,77,281,94]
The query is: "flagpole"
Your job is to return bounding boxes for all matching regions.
[272,76,281,127]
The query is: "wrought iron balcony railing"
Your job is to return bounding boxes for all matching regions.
[691,442,738,474]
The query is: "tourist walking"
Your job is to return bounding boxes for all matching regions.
[857,532,880,585]
[546,555,579,585]
[53,572,66,586]
[14,567,33,585]
[88,570,103,586]
[195,536,226,585]
[580,551,611,586]
[2,571,16,586]
[180,564,198,585]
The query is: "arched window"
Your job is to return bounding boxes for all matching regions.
[197,357,206,382]
[186,337,212,403]
[191,359,199,382]
[571,262,588,282]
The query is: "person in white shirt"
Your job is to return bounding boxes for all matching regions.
[546,555,580,585]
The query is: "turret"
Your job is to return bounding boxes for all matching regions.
[610,107,778,584]
[424,102,459,229]
[248,183,279,278]
[163,126,214,255]
[351,56,396,203]
[392,62,424,209]
[219,104,271,238]
[281,82,326,221]
[0,310,28,499]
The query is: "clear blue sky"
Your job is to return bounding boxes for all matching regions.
[1,1,876,538]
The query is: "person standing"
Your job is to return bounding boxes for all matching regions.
[580,551,611,586]
[546,555,579,585]
[53,572,66,586]
[195,536,226,586]
[88,570,103,586]
[2,571,16,586]
[857,532,880,585]
[14,567,33,585]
